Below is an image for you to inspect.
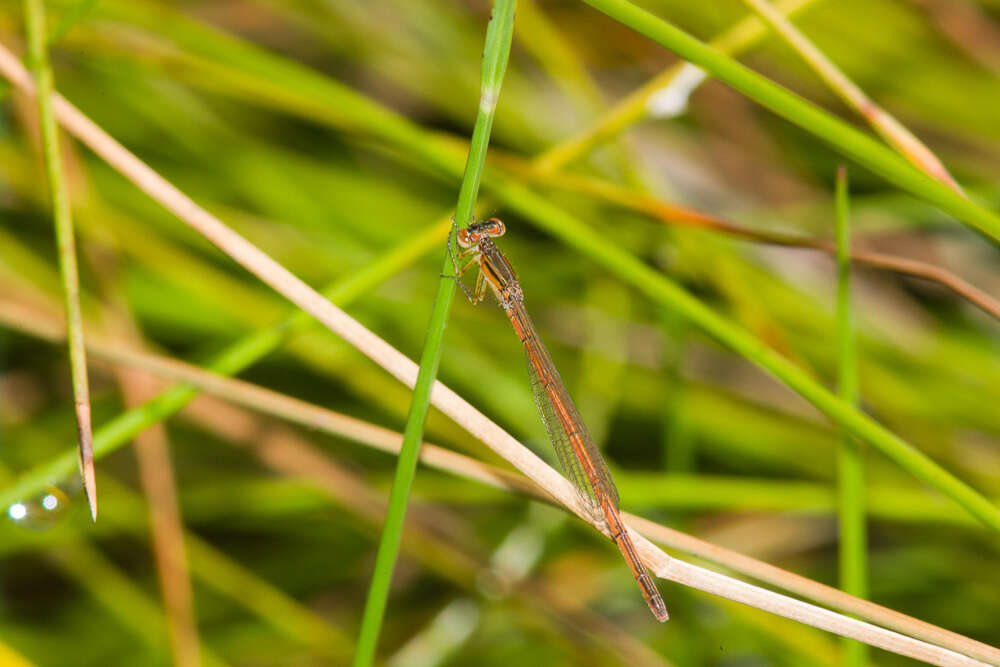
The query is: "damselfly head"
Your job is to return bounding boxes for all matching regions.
[482,218,506,238]
[457,218,506,248]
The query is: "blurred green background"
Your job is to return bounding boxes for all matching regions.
[1,0,999,665]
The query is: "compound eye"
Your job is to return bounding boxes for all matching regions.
[456,229,476,248]
[486,218,506,237]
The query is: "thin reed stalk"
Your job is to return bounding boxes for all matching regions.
[352,4,516,664]
[835,167,869,666]
[21,0,96,519]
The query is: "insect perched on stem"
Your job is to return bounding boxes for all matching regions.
[449,218,668,622]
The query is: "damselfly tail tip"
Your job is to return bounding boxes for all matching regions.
[650,595,669,622]
[637,572,668,621]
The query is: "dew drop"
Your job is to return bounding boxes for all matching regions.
[7,486,70,530]
[8,503,28,521]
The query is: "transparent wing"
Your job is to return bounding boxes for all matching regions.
[514,306,620,511]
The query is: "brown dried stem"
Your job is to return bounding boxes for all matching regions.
[516,167,1000,321]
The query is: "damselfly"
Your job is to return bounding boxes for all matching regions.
[450,218,668,622]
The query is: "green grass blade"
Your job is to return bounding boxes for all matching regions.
[352,3,517,665]
[22,0,97,520]
[578,0,1000,244]
[835,167,868,667]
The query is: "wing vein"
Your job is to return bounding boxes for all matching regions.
[511,305,620,511]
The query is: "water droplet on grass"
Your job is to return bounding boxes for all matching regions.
[7,486,70,530]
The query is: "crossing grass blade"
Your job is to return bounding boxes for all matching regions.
[22,0,97,520]
[351,3,517,665]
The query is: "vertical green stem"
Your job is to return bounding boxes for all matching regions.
[351,3,517,665]
[22,0,97,520]
[835,166,868,666]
